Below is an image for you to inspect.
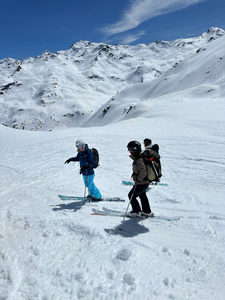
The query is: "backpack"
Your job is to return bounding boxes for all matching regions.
[91,148,99,168]
[142,144,162,183]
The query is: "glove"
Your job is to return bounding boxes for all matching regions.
[64,159,71,164]
[79,164,91,174]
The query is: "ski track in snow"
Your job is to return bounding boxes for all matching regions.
[1,108,225,300]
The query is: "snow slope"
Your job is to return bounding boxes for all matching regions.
[0,88,225,299]
[0,27,224,130]
[84,34,225,126]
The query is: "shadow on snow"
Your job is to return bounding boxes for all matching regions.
[51,201,84,212]
[105,218,149,237]
[51,202,150,237]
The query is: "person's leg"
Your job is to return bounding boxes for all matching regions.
[82,175,92,196]
[128,184,150,213]
[128,186,142,213]
[139,192,151,213]
[86,174,102,199]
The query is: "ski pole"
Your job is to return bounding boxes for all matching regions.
[119,184,137,231]
[151,162,159,185]
[149,157,159,185]
[83,177,87,205]
[84,169,91,204]
[86,169,91,204]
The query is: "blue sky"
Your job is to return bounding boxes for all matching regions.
[1,0,225,60]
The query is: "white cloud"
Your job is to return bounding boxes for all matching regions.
[101,0,205,37]
[104,30,146,45]
[119,31,146,44]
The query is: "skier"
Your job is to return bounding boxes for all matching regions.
[144,138,159,153]
[143,138,152,149]
[127,140,152,217]
[64,139,102,200]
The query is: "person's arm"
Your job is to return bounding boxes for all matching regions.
[136,158,148,182]
[64,153,79,164]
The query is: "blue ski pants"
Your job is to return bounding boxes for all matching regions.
[82,174,102,199]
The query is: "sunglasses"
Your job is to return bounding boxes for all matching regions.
[77,144,85,149]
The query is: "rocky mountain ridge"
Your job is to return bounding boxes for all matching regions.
[0,27,224,130]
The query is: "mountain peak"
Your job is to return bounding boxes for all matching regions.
[207,27,225,34]
[201,27,225,39]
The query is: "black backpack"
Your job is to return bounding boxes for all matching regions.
[91,148,99,168]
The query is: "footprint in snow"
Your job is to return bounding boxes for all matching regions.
[123,273,136,286]
[116,247,132,261]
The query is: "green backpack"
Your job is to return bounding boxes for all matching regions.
[142,145,162,183]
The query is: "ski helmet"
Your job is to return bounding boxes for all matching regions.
[144,138,152,147]
[75,139,85,149]
[127,141,141,152]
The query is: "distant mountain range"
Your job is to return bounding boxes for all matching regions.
[0,27,224,130]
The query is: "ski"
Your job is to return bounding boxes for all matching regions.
[122,180,168,186]
[58,194,125,202]
[92,207,179,221]
[92,207,124,217]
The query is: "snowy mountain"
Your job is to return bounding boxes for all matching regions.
[84,33,225,126]
[0,27,224,130]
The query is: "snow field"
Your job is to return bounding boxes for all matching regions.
[1,96,225,300]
